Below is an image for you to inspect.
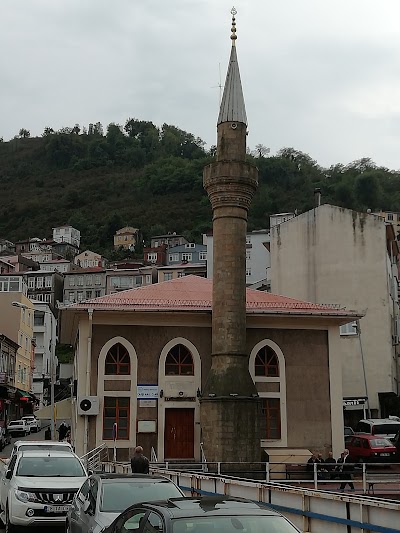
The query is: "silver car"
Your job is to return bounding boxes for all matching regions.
[66,473,185,533]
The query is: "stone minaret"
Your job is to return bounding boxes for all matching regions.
[201,9,262,468]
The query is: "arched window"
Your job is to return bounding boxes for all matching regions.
[255,345,279,377]
[165,344,194,376]
[105,343,130,375]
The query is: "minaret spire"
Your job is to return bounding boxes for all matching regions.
[217,7,247,126]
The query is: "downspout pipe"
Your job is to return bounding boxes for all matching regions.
[83,308,93,455]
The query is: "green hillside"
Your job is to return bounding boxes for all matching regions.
[1,119,400,257]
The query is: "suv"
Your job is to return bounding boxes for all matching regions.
[0,450,88,531]
[7,420,30,437]
[356,418,400,440]
[22,415,41,433]
[6,440,74,464]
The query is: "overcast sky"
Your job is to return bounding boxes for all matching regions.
[1,0,400,169]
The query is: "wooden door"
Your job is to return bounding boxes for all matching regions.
[164,408,194,459]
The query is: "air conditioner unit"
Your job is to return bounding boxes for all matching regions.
[77,396,99,416]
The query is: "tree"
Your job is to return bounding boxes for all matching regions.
[354,171,382,209]
[72,124,81,134]
[18,128,30,138]
[42,127,55,136]
[252,144,270,158]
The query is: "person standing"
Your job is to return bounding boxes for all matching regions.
[337,449,355,491]
[131,446,150,474]
[325,451,337,480]
[58,421,68,442]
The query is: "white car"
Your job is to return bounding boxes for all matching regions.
[9,440,74,461]
[22,415,41,433]
[0,450,88,531]
[7,420,30,437]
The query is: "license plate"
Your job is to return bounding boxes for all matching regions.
[44,505,70,513]
[380,453,390,457]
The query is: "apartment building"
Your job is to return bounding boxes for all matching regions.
[204,230,270,286]
[157,263,207,282]
[106,266,156,294]
[270,204,400,424]
[0,334,18,425]
[24,270,64,312]
[74,250,107,269]
[53,225,81,248]
[167,243,207,265]
[64,269,106,304]
[143,245,167,266]
[114,227,140,250]
[150,233,188,248]
[38,258,76,273]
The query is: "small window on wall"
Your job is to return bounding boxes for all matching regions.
[105,343,131,375]
[103,397,129,440]
[262,398,281,439]
[165,344,194,375]
[255,346,279,377]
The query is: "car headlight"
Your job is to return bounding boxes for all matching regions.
[15,490,38,503]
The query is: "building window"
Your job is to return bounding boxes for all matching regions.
[165,344,194,376]
[181,253,192,262]
[69,276,75,286]
[262,398,281,439]
[340,321,358,336]
[164,273,173,281]
[147,252,157,263]
[255,346,279,377]
[388,213,394,221]
[77,291,84,302]
[246,268,251,276]
[28,278,35,289]
[86,290,92,299]
[103,397,129,440]
[77,276,83,286]
[36,277,44,289]
[177,272,184,278]
[45,277,52,288]
[246,250,251,260]
[246,236,251,244]
[86,275,93,286]
[199,251,207,261]
[69,292,75,302]
[134,276,142,286]
[185,243,195,248]
[95,290,101,298]
[95,275,101,285]
[145,275,152,284]
[105,343,131,375]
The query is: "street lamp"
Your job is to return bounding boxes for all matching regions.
[12,301,56,440]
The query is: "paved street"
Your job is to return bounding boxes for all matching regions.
[0,424,64,532]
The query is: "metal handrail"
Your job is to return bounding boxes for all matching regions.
[80,442,108,472]
[199,442,208,473]
[150,447,158,463]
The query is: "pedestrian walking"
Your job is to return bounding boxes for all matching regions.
[325,451,337,480]
[131,446,150,474]
[337,449,355,491]
[58,421,68,442]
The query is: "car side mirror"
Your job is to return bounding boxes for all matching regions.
[88,469,94,476]
[5,470,12,480]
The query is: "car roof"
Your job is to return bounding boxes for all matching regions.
[14,440,72,446]
[17,450,81,458]
[93,473,174,483]
[358,419,400,424]
[124,497,281,519]
[352,433,394,440]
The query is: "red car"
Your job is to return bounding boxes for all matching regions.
[347,434,397,463]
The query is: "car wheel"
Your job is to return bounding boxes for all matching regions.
[5,504,18,533]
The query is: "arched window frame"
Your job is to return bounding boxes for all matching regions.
[105,343,131,375]
[249,339,287,447]
[165,344,194,376]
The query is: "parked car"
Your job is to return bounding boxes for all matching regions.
[66,473,185,533]
[102,496,301,533]
[22,414,41,433]
[355,418,400,441]
[347,434,397,463]
[344,426,355,445]
[0,450,88,531]
[7,419,30,437]
[7,439,74,462]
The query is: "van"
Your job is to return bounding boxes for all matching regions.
[355,418,400,441]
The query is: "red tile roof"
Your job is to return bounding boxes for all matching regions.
[65,275,359,318]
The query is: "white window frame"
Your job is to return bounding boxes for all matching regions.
[45,277,52,288]
[77,291,84,302]
[95,275,101,285]
[36,277,44,289]
[181,253,192,262]
[246,267,251,276]
[69,276,75,287]
[199,251,207,261]
[164,272,173,281]
[28,278,35,289]
[147,252,157,263]
[77,276,84,286]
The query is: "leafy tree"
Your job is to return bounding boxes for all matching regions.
[18,128,30,138]
[252,144,270,158]
[355,171,382,209]
[42,127,55,136]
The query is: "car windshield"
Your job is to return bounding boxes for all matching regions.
[22,417,34,420]
[172,516,297,533]
[17,444,72,452]
[370,438,394,448]
[16,456,85,477]
[8,421,22,426]
[100,481,182,512]
[372,424,400,435]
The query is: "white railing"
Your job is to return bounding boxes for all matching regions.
[199,442,208,473]
[151,447,158,463]
[80,442,109,472]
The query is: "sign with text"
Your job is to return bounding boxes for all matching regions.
[137,385,158,400]
[343,398,367,407]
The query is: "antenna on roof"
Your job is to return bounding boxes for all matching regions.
[211,63,223,106]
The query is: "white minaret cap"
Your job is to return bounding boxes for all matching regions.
[217,8,247,126]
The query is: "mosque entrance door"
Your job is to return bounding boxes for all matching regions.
[164,408,194,460]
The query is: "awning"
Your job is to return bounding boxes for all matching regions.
[34,398,72,420]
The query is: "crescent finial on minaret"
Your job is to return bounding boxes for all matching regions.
[231,7,237,45]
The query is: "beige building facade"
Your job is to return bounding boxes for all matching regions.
[60,276,359,461]
[114,227,139,250]
[270,205,399,423]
